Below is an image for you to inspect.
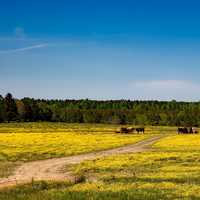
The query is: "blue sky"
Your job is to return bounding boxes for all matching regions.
[1,0,200,100]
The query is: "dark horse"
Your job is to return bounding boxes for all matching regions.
[178,127,188,134]
[178,127,198,134]
[136,127,145,134]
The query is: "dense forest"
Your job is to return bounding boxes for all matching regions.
[0,93,200,126]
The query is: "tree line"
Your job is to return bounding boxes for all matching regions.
[1,93,200,126]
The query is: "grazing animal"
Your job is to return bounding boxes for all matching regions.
[189,127,193,134]
[116,127,135,134]
[127,127,135,133]
[177,127,198,134]
[120,127,129,133]
[136,127,145,134]
[178,127,189,134]
[177,127,182,134]
[116,127,128,134]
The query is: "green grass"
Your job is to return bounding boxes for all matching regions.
[0,181,73,200]
[0,122,152,162]
[0,123,195,200]
[63,134,200,199]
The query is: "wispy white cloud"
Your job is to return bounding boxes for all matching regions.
[132,80,194,89]
[0,43,48,54]
[129,80,200,101]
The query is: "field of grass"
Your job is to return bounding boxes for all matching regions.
[1,123,198,199]
[154,134,200,151]
[63,134,200,199]
[0,123,151,162]
[2,152,200,199]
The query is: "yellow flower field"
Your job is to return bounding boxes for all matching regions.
[154,135,200,150]
[1,123,199,199]
[67,150,200,199]
[0,123,149,161]
[65,133,200,199]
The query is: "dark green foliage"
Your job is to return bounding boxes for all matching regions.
[1,93,200,126]
[4,93,18,122]
[0,95,6,122]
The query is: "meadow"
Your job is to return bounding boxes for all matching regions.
[64,135,200,199]
[0,122,154,179]
[0,122,152,162]
[0,123,199,199]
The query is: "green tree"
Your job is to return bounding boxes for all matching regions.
[16,100,26,121]
[4,93,18,122]
[0,95,5,122]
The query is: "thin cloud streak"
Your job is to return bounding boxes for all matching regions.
[132,80,193,89]
[0,43,48,54]
[129,80,200,101]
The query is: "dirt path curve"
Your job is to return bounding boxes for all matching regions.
[0,135,163,188]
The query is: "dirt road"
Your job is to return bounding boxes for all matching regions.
[0,135,163,188]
